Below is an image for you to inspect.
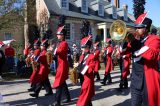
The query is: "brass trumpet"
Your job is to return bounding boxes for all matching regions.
[110,20,135,42]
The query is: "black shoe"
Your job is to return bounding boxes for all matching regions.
[45,92,53,96]
[62,99,71,103]
[28,88,34,92]
[116,88,123,92]
[124,86,128,89]
[30,93,38,98]
[100,82,106,85]
[107,81,112,84]
[54,102,61,106]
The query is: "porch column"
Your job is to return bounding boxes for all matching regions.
[92,24,97,42]
[103,25,107,43]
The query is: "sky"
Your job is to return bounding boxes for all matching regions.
[117,0,160,27]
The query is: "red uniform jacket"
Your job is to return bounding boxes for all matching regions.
[121,43,131,79]
[77,54,95,106]
[105,45,113,75]
[5,47,15,57]
[79,54,84,63]
[29,49,41,84]
[35,50,50,83]
[53,41,69,88]
[24,47,30,57]
[138,35,160,106]
[94,49,101,72]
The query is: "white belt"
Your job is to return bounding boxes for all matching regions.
[133,56,142,62]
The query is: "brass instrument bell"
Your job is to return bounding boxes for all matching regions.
[110,20,136,42]
[110,20,127,42]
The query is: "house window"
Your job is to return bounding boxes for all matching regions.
[4,33,12,40]
[61,0,68,9]
[81,0,88,13]
[65,23,70,39]
[99,4,104,16]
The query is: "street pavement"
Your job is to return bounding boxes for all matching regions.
[0,66,131,106]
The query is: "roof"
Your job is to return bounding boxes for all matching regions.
[44,0,134,24]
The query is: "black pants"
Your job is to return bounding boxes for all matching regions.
[131,75,148,106]
[29,83,36,91]
[103,73,112,84]
[0,66,2,76]
[94,72,100,80]
[119,57,128,88]
[131,87,148,106]
[119,78,128,88]
[55,81,71,103]
[79,73,84,86]
[86,100,92,106]
[34,78,53,95]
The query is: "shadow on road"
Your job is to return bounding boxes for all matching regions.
[113,99,131,106]
[5,95,55,106]
[0,80,29,85]
[3,91,29,97]
[93,87,130,101]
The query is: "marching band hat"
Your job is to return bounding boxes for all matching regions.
[56,25,66,36]
[0,41,4,48]
[106,38,111,44]
[94,42,99,47]
[41,39,49,48]
[135,18,152,30]
[134,13,152,30]
[34,38,41,46]
[81,35,92,48]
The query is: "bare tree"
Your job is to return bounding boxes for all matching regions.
[39,8,49,38]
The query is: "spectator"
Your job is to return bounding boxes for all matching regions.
[5,43,15,71]
[0,45,5,80]
[68,47,73,68]
[17,56,26,76]
[72,44,79,55]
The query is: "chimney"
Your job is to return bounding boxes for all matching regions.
[114,0,119,8]
[123,4,128,11]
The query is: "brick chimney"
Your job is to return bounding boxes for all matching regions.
[114,0,119,8]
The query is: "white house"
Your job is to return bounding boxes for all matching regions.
[38,0,135,47]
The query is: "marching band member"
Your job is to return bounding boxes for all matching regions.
[129,15,160,106]
[101,38,114,85]
[53,15,71,106]
[27,39,41,92]
[77,48,85,86]
[93,42,101,81]
[76,35,95,106]
[30,39,53,98]
[118,41,131,90]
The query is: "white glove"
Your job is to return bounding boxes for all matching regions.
[73,63,79,67]
[122,55,126,58]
